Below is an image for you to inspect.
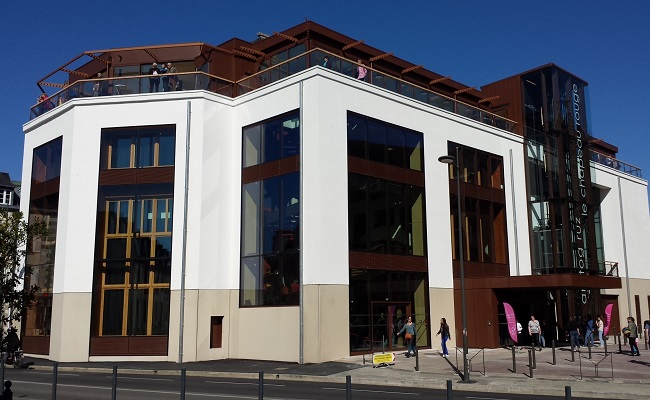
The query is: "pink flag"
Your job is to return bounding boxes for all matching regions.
[503,302,518,343]
[603,304,613,336]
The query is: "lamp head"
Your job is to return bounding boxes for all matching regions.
[438,155,456,165]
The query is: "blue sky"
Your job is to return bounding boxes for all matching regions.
[2,2,649,189]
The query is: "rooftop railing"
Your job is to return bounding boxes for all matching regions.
[237,49,517,133]
[30,72,234,119]
[590,150,642,178]
[31,49,516,133]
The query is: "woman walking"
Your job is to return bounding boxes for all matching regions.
[398,316,416,357]
[596,315,605,346]
[436,318,451,358]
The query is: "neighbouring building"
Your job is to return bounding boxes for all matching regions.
[20,21,650,363]
[0,172,20,212]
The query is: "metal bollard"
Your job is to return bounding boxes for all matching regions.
[415,344,419,371]
[588,343,592,359]
[571,343,575,362]
[0,354,4,392]
[618,334,622,353]
[552,340,556,365]
[446,380,453,400]
[52,362,59,400]
[565,385,572,399]
[511,345,516,373]
[180,367,186,400]
[382,335,385,353]
[604,338,608,354]
[528,350,533,378]
[258,371,264,400]
[362,354,365,365]
[532,346,536,369]
[112,366,118,400]
[346,375,352,400]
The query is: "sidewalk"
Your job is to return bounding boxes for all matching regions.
[24,345,650,399]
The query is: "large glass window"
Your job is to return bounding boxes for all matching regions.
[97,190,173,336]
[444,144,508,265]
[348,174,426,256]
[101,125,175,169]
[241,110,300,307]
[241,173,299,306]
[243,111,300,167]
[347,112,423,171]
[23,137,63,348]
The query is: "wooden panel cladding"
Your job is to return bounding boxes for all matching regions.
[89,336,168,356]
[453,260,510,279]
[99,166,175,186]
[22,335,50,355]
[448,180,505,204]
[210,316,224,348]
[349,251,427,272]
[29,177,61,200]
[348,157,424,187]
[462,274,622,291]
[454,288,499,348]
[242,156,300,184]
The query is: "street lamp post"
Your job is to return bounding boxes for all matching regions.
[438,147,470,383]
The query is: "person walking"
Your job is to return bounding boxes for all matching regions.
[584,314,595,348]
[626,316,640,356]
[596,315,605,347]
[397,316,416,357]
[516,320,523,350]
[436,317,451,358]
[528,315,541,350]
[568,315,580,351]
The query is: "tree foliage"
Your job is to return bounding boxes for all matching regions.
[0,209,48,342]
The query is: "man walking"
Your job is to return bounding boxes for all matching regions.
[528,315,541,351]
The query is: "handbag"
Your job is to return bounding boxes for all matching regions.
[405,333,412,340]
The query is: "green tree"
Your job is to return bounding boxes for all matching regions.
[0,209,48,344]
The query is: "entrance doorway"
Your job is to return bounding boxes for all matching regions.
[370,302,411,352]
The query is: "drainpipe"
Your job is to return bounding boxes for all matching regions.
[617,176,632,316]
[299,82,304,365]
[509,149,520,276]
[178,101,191,363]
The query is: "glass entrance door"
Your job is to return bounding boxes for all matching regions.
[371,302,411,352]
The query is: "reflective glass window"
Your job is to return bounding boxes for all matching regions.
[348,174,427,256]
[102,125,175,169]
[111,135,132,168]
[347,114,367,159]
[367,121,386,163]
[102,290,124,335]
[386,126,405,168]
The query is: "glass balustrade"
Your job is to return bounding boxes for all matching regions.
[239,49,516,133]
[590,151,642,178]
[30,72,233,119]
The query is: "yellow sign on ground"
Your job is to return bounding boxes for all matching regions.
[372,352,396,366]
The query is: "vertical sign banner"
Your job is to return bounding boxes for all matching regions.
[603,303,613,336]
[503,302,518,343]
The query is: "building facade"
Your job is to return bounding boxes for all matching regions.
[21,21,650,362]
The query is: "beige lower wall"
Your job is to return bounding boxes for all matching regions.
[603,277,650,326]
[429,287,455,351]
[171,284,349,363]
[302,284,349,363]
[48,292,92,362]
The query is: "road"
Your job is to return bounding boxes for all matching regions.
[3,368,566,399]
